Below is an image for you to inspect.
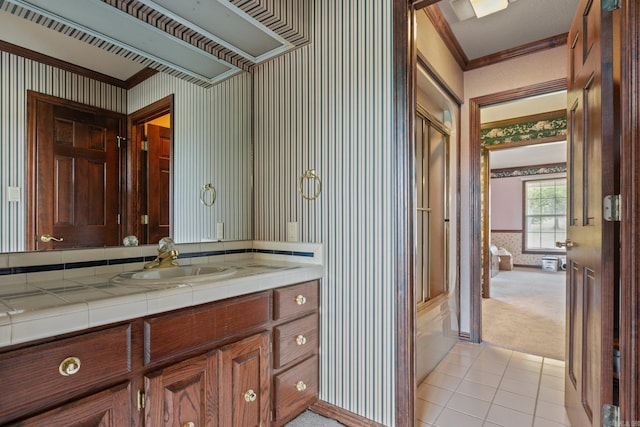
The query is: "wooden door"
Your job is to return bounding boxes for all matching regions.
[29,93,122,250]
[16,383,131,426]
[145,351,218,427]
[565,0,619,425]
[219,332,271,427]
[146,124,171,244]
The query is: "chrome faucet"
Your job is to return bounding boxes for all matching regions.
[144,237,179,269]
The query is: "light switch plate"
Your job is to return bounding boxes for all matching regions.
[287,222,298,242]
[7,186,21,202]
[216,222,224,240]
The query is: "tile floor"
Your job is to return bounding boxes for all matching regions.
[417,342,573,427]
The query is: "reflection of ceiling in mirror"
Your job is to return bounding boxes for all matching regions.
[0,0,310,87]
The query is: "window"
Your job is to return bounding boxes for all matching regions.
[524,178,567,252]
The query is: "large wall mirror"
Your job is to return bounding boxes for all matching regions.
[0,0,304,252]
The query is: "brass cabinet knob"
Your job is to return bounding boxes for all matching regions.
[243,389,257,402]
[295,334,307,346]
[295,381,307,392]
[183,422,195,427]
[59,356,81,376]
[295,295,307,305]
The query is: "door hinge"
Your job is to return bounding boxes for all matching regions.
[603,195,621,221]
[603,0,620,12]
[136,389,145,411]
[141,214,149,225]
[602,403,619,427]
[116,136,126,148]
[117,213,121,225]
[141,139,149,151]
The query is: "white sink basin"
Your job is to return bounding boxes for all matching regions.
[111,265,236,285]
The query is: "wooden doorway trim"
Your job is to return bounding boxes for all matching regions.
[619,0,640,422]
[394,0,415,425]
[126,94,174,244]
[468,78,567,343]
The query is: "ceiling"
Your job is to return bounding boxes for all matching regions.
[429,0,575,169]
[435,0,580,61]
[0,0,308,87]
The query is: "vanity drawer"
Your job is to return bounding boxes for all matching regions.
[0,324,131,419]
[144,291,271,364]
[273,355,318,423]
[273,281,318,320]
[273,313,318,369]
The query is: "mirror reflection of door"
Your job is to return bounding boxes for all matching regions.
[27,91,124,250]
[144,118,171,244]
[128,95,173,246]
[415,107,449,306]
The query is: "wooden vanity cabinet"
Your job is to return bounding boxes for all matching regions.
[0,280,320,427]
[271,281,320,426]
[14,382,133,427]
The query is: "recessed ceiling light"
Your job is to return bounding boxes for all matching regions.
[469,0,509,18]
[450,0,476,21]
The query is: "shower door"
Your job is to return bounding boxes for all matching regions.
[415,110,450,306]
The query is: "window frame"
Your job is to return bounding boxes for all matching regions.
[521,176,567,255]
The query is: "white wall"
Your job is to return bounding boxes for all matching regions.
[459,46,568,333]
[491,176,523,230]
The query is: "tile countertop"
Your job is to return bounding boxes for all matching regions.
[0,258,323,348]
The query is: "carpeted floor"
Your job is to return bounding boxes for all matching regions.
[285,411,344,426]
[482,267,566,361]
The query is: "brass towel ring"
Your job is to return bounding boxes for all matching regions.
[297,169,322,201]
[199,183,217,207]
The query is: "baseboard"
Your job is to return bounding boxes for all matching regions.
[513,264,541,269]
[458,331,472,341]
[311,400,385,427]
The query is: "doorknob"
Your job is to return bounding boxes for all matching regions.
[40,234,63,242]
[556,239,575,249]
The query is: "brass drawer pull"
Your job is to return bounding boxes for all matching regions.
[295,334,307,346]
[295,295,307,305]
[296,381,307,392]
[243,389,257,402]
[59,356,81,376]
[183,422,195,427]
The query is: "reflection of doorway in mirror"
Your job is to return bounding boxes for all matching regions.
[27,91,125,251]
[128,95,173,246]
[145,116,171,244]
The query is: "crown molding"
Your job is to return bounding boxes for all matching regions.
[422,5,568,71]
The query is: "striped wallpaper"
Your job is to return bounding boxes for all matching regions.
[0,50,253,252]
[128,72,253,245]
[0,51,127,252]
[253,0,395,424]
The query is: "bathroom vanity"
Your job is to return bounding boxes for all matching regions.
[0,255,322,426]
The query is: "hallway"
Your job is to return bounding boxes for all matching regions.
[417,342,572,427]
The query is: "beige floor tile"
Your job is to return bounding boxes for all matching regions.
[446,393,491,419]
[464,369,503,388]
[493,389,536,414]
[535,401,572,426]
[486,404,534,427]
[434,408,484,427]
[455,379,497,402]
[416,399,443,425]
[417,383,454,406]
[426,372,463,392]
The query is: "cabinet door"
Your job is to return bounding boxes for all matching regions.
[15,382,131,427]
[219,332,271,427]
[145,350,218,427]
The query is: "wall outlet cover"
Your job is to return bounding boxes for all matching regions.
[287,222,299,242]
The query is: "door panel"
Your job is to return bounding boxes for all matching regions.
[29,93,123,250]
[565,0,618,425]
[146,124,171,244]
